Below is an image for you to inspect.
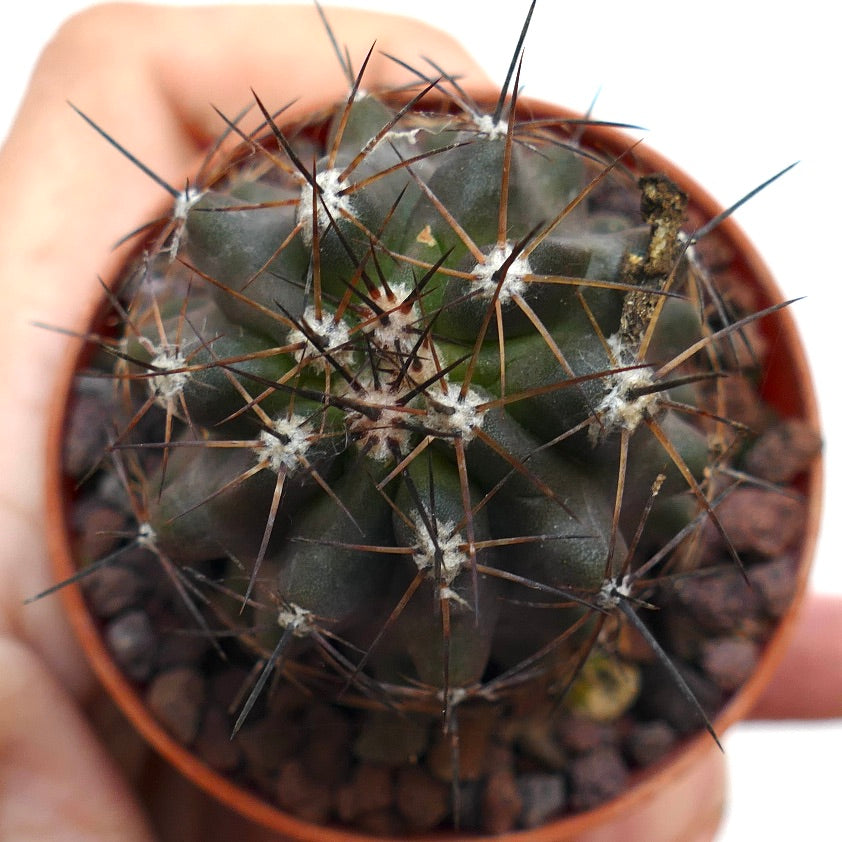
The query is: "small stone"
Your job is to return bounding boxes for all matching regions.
[428,705,498,782]
[83,563,149,619]
[235,714,302,775]
[299,704,352,784]
[624,720,677,767]
[74,505,129,561]
[749,556,799,618]
[517,772,566,828]
[115,542,161,575]
[483,742,516,775]
[745,419,822,484]
[301,730,351,786]
[698,374,770,431]
[718,304,769,366]
[265,681,310,717]
[454,780,483,830]
[105,610,156,681]
[63,382,115,478]
[636,661,722,736]
[672,567,761,633]
[95,470,134,514]
[355,808,404,836]
[395,766,450,831]
[661,610,707,661]
[704,487,805,558]
[336,764,393,822]
[568,745,629,811]
[209,665,252,708]
[276,759,334,824]
[155,625,213,671]
[700,637,759,692]
[616,616,657,663]
[509,716,568,770]
[146,667,205,744]
[555,715,613,754]
[482,767,522,835]
[194,705,242,773]
[304,701,351,733]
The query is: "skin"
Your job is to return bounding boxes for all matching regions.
[0,5,839,840]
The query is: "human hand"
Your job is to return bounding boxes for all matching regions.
[0,5,838,841]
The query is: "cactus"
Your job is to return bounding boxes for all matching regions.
[41,2,818,835]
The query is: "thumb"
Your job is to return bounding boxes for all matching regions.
[0,637,155,842]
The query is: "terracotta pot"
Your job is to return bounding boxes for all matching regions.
[45,94,822,841]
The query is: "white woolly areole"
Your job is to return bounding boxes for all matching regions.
[367,127,422,155]
[173,187,204,220]
[425,386,486,443]
[365,283,424,358]
[296,168,354,244]
[473,113,508,140]
[149,346,189,403]
[472,243,531,304]
[256,414,313,473]
[597,576,633,610]
[288,306,353,370]
[362,282,438,386]
[277,603,313,637]
[411,515,469,589]
[136,522,157,550]
[364,282,418,348]
[346,384,412,462]
[168,188,204,257]
[592,336,659,435]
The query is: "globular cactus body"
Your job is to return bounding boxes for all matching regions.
[50,6,818,835]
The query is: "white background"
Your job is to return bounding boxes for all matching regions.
[2,2,840,839]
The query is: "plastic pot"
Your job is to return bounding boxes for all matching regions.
[45,93,822,841]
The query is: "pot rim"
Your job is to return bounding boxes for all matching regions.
[44,92,822,841]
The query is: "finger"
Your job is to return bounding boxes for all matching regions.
[0,636,155,842]
[0,3,490,692]
[5,3,492,308]
[151,4,493,145]
[749,592,842,720]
